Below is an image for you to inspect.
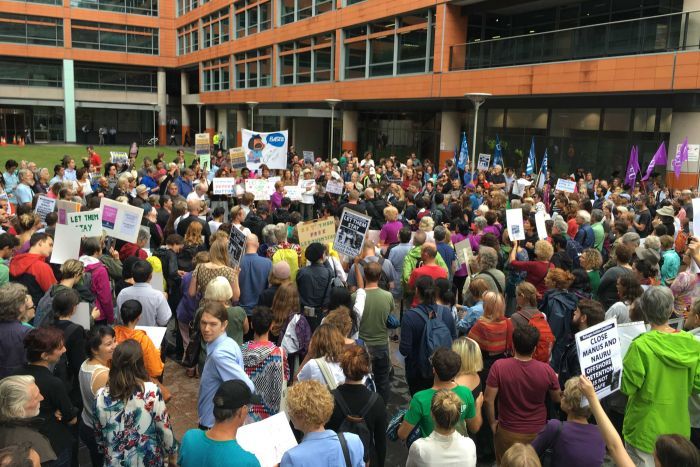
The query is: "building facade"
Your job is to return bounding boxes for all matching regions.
[2,0,700,186]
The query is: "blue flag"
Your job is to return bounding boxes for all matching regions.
[537,148,548,189]
[456,131,469,171]
[493,134,503,167]
[526,137,536,175]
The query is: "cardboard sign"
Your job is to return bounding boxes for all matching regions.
[576,319,623,404]
[245,179,270,201]
[285,186,303,201]
[297,217,336,250]
[534,211,548,241]
[67,211,102,237]
[34,196,56,223]
[228,227,247,267]
[110,151,128,165]
[506,208,525,241]
[50,223,82,264]
[477,153,491,171]
[195,133,210,159]
[555,178,576,193]
[326,179,344,195]
[213,178,237,195]
[99,197,144,243]
[229,147,247,169]
[57,200,81,225]
[334,209,371,258]
[70,302,91,330]
[199,154,211,172]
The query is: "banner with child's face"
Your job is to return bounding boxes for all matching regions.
[241,129,288,172]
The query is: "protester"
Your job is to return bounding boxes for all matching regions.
[113,299,164,379]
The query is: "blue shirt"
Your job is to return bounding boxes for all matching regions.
[280,430,364,467]
[387,242,412,296]
[3,171,18,202]
[176,176,193,197]
[436,242,456,275]
[141,175,158,193]
[15,183,33,205]
[198,333,254,428]
[457,301,483,334]
[238,253,272,315]
[179,429,260,467]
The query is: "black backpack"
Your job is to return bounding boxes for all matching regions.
[361,257,391,291]
[332,390,378,463]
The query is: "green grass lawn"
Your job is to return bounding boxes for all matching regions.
[0,144,195,170]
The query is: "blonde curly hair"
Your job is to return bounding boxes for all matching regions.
[285,380,334,429]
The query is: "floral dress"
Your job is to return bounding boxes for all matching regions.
[95,381,178,466]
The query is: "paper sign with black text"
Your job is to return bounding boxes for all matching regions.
[555,178,576,193]
[229,147,247,169]
[326,179,344,195]
[99,197,144,243]
[67,211,102,237]
[34,196,56,223]
[245,179,270,201]
[576,319,623,404]
[297,218,336,250]
[506,208,525,241]
[477,154,491,171]
[334,209,371,258]
[213,178,237,195]
[228,227,247,267]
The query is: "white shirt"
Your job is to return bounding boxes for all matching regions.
[297,357,345,388]
[233,223,251,236]
[208,220,222,235]
[406,431,477,467]
[186,191,206,203]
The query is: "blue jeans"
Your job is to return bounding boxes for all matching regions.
[366,344,391,403]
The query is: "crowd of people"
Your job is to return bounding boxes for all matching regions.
[0,144,698,467]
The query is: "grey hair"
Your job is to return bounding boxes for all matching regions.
[137,226,151,244]
[0,375,35,421]
[577,210,591,223]
[473,216,487,230]
[262,224,278,245]
[621,232,640,247]
[17,169,30,181]
[643,235,660,253]
[638,286,673,325]
[591,209,604,223]
[274,223,287,243]
[478,246,498,270]
[552,216,568,234]
[0,283,28,321]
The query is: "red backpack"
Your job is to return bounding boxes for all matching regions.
[512,311,555,363]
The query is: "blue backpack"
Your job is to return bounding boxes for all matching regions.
[415,304,453,379]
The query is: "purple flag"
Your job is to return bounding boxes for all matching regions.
[641,141,667,181]
[624,145,640,187]
[673,137,689,179]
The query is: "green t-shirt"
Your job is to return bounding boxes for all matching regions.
[404,385,476,437]
[226,306,247,345]
[355,288,394,346]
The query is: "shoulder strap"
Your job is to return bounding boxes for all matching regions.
[315,358,337,390]
[515,310,530,323]
[333,389,353,417]
[552,420,564,445]
[338,432,352,467]
[480,270,503,294]
[359,392,379,418]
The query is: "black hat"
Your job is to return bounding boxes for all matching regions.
[305,242,325,263]
[248,134,264,150]
[213,380,261,410]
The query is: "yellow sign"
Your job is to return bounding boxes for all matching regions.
[297,217,336,250]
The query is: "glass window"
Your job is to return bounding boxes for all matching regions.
[202,9,230,47]
[550,109,601,136]
[0,59,62,87]
[75,65,156,91]
[234,48,270,88]
[506,109,548,129]
[633,108,656,132]
[486,109,505,129]
[0,14,63,47]
[345,40,366,79]
[278,33,334,85]
[369,35,394,77]
[397,29,428,74]
[70,0,157,16]
[279,0,333,25]
[603,108,631,131]
[659,107,672,132]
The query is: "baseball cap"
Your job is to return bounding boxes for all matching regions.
[213,380,261,410]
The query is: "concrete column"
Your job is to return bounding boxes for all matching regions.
[439,111,461,168]
[157,68,167,145]
[180,72,190,144]
[205,108,216,136]
[280,116,289,131]
[62,59,76,143]
[667,111,700,189]
[216,108,227,149]
[236,109,247,146]
[342,110,358,155]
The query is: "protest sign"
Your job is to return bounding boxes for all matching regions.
[67,211,102,237]
[245,179,270,201]
[109,151,128,165]
[229,147,247,169]
[267,176,281,197]
[299,179,316,197]
[534,211,548,240]
[213,178,237,195]
[50,223,82,264]
[150,271,164,292]
[677,143,699,162]
[228,228,247,267]
[506,208,525,241]
[99,197,144,243]
[618,321,646,357]
[135,326,167,350]
[71,303,91,330]
[693,199,700,237]
[334,209,371,258]
[285,186,303,201]
[555,178,576,193]
[454,239,472,268]
[195,133,210,159]
[477,153,491,171]
[237,412,298,467]
[576,319,623,404]
[512,178,532,197]
[326,179,344,195]
[242,129,288,171]
[297,217,336,250]
[34,196,56,223]
[303,151,314,164]
[199,154,211,172]
[57,200,80,225]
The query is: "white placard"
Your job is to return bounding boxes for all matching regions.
[555,178,576,193]
[693,199,700,237]
[618,321,646,357]
[57,200,80,225]
[212,178,237,195]
[454,239,472,268]
[506,208,525,241]
[34,196,56,223]
[245,179,270,201]
[67,211,102,237]
[575,319,623,404]
[334,208,371,258]
[241,129,289,172]
[99,197,144,244]
[70,302,91,330]
[302,150,314,164]
[150,271,164,292]
[50,223,82,264]
[110,151,128,165]
[267,176,281,197]
[135,326,167,350]
[228,227,247,267]
[477,153,491,171]
[237,412,298,467]
[535,211,548,240]
[285,186,303,201]
[677,143,699,162]
[512,178,532,197]
[326,179,344,195]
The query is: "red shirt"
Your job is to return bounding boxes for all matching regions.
[509,260,554,296]
[90,152,102,169]
[408,264,447,306]
[486,357,559,434]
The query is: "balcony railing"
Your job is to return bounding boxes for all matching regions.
[450,10,700,71]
